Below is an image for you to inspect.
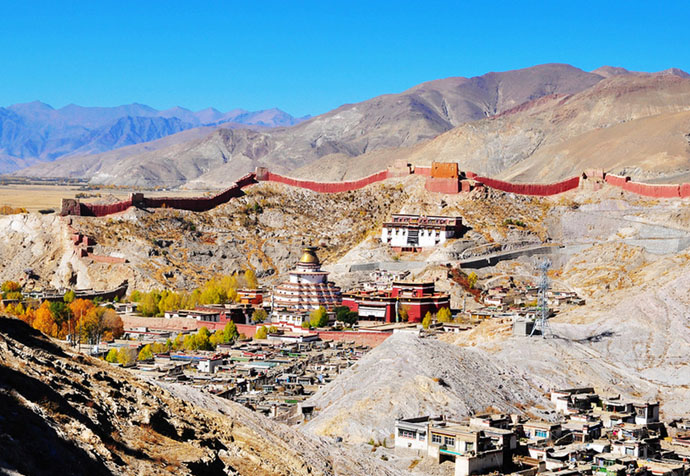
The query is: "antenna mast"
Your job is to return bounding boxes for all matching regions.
[530,258,552,338]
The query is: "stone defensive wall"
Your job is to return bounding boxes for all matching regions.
[257,168,392,193]
[605,173,690,198]
[472,175,582,196]
[60,172,258,217]
[61,164,689,220]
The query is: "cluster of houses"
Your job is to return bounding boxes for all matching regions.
[130,337,367,419]
[482,285,585,312]
[395,388,690,476]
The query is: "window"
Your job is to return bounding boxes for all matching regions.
[444,436,455,447]
[432,434,442,444]
[466,442,474,451]
[398,429,415,439]
[625,447,635,456]
[418,432,425,441]
[535,430,548,439]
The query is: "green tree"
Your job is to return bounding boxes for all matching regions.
[422,311,433,329]
[335,306,358,326]
[244,269,258,289]
[194,326,213,350]
[254,326,268,340]
[63,290,76,303]
[105,348,118,363]
[49,301,72,328]
[251,308,268,323]
[437,307,452,323]
[117,347,137,366]
[309,306,329,328]
[222,321,238,342]
[138,344,154,361]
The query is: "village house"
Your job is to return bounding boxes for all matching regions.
[551,387,599,414]
[164,308,224,322]
[198,357,222,373]
[522,421,563,442]
[394,416,517,476]
[394,416,443,452]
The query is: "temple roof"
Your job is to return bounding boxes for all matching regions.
[299,246,321,265]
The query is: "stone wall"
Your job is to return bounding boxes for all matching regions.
[262,170,391,193]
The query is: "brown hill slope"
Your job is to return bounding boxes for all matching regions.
[19,64,603,187]
[387,72,690,182]
[0,316,404,476]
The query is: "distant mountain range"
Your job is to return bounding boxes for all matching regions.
[16,64,690,186]
[0,102,306,173]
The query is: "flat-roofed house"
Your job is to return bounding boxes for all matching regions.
[394,416,442,453]
[522,421,563,442]
[427,422,513,476]
[633,402,660,425]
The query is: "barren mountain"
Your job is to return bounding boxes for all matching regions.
[20,64,605,186]
[0,102,303,173]
[374,71,690,182]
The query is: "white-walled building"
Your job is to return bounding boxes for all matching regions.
[381,214,462,250]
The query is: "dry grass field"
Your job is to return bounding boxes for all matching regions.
[0,184,208,212]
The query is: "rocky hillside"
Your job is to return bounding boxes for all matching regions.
[19,64,604,186]
[0,316,405,475]
[377,71,690,183]
[296,187,690,447]
[0,180,410,292]
[302,331,550,444]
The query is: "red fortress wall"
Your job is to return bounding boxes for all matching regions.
[62,173,257,217]
[473,175,581,196]
[605,173,688,198]
[262,170,391,193]
[62,165,689,219]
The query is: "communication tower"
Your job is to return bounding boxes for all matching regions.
[530,258,552,338]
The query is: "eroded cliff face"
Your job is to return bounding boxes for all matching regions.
[0,316,406,476]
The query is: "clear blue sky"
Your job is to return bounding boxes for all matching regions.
[1,1,689,117]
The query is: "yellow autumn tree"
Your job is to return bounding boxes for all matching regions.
[33,301,59,337]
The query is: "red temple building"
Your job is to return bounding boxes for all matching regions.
[342,282,450,323]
